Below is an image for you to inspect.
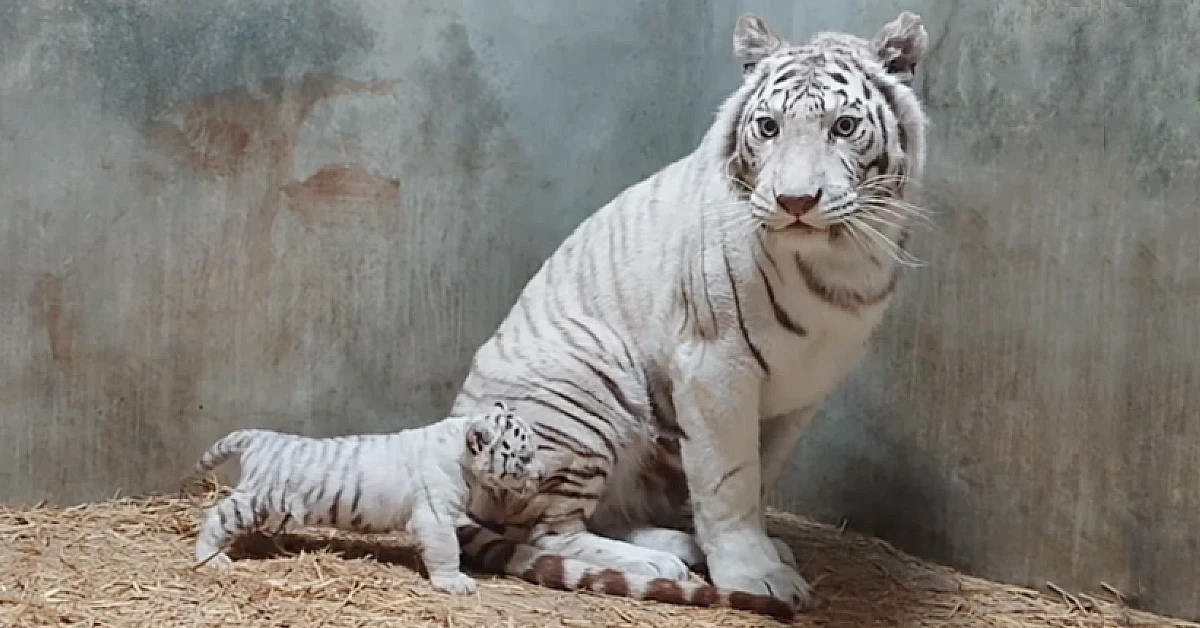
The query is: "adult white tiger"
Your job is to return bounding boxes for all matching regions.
[452,11,931,614]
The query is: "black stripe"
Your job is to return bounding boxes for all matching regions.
[757,264,806,336]
[532,423,607,461]
[328,487,342,527]
[712,463,746,495]
[230,499,244,530]
[544,488,600,500]
[677,275,693,334]
[773,69,798,84]
[722,246,768,373]
[723,68,772,165]
[850,57,906,153]
[349,471,363,517]
[699,230,720,335]
[521,395,617,460]
[563,465,609,480]
[580,361,641,420]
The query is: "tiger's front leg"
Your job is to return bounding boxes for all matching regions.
[670,339,814,611]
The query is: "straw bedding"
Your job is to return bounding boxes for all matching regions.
[0,486,1192,628]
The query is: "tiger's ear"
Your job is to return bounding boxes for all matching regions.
[466,421,494,456]
[734,14,782,75]
[870,11,929,84]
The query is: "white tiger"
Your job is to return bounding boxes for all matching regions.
[184,401,542,595]
[448,11,931,618]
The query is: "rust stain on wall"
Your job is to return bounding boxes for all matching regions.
[28,273,79,377]
[281,162,402,230]
[145,74,396,180]
[137,73,398,289]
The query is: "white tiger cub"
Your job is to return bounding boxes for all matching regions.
[184,401,543,595]
[449,11,931,616]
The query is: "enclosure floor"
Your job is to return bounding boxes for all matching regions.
[0,491,1191,628]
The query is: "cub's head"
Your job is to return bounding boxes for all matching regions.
[465,401,543,496]
[723,12,930,262]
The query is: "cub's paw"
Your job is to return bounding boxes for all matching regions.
[711,559,814,611]
[430,571,478,595]
[197,551,234,569]
[770,536,799,570]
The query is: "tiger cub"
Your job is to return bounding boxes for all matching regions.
[183,401,542,595]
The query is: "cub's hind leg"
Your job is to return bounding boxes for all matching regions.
[195,491,268,567]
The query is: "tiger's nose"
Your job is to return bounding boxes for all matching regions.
[776,190,823,217]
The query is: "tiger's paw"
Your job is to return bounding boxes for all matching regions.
[614,547,692,581]
[197,551,234,569]
[709,545,814,611]
[623,527,705,568]
[430,571,478,595]
[770,536,799,570]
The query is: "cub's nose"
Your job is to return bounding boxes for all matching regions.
[776,190,823,217]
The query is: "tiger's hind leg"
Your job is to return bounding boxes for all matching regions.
[606,526,705,568]
[609,526,799,571]
[529,510,692,581]
[195,490,266,567]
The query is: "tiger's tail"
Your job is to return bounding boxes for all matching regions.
[180,429,269,494]
[458,523,795,622]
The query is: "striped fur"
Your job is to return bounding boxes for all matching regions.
[185,401,542,595]
[449,13,931,621]
[458,523,794,621]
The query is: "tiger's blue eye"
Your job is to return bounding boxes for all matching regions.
[832,116,859,137]
[756,117,779,138]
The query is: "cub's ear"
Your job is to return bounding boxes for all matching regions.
[870,11,929,84]
[492,400,510,414]
[466,421,494,456]
[734,14,783,75]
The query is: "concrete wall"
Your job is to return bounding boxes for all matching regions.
[0,0,709,501]
[2,0,1198,621]
[703,0,1199,620]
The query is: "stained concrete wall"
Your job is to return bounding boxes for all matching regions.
[702,0,1199,621]
[2,0,1198,622]
[0,0,710,501]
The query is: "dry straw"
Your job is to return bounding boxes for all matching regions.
[0,484,1192,627]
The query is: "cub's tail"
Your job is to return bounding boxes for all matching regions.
[180,429,269,494]
[458,523,795,622]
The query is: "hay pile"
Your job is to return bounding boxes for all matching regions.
[0,489,1192,628]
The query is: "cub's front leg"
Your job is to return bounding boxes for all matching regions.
[408,506,477,595]
[671,340,814,611]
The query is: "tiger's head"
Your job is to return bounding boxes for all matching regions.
[465,401,543,496]
[720,12,930,264]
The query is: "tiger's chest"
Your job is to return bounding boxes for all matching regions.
[757,286,888,418]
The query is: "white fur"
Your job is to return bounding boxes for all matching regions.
[187,402,543,595]
[450,12,930,613]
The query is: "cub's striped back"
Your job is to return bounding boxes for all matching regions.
[183,403,542,596]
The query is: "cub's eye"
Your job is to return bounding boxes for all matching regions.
[832,116,859,138]
[756,117,779,138]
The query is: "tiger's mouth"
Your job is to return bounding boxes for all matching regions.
[784,221,843,238]
[785,222,825,233]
